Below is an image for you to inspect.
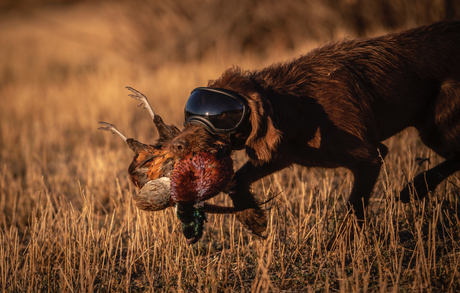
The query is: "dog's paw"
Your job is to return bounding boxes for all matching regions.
[399,179,429,203]
[235,208,268,238]
[398,184,412,203]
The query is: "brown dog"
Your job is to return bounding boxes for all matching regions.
[169,21,460,237]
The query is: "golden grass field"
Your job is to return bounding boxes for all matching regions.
[1,1,460,292]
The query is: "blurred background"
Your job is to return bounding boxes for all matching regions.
[1,0,458,67]
[0,0,459,228]
[2,1,460,291]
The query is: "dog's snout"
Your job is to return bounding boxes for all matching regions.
[171,139,189,154]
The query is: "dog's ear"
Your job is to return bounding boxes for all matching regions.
[207,67,281,162]
[245,92,282,163]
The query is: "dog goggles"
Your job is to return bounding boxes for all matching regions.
[184,87,250,134]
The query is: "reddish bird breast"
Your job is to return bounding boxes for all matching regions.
[170,151,234,204]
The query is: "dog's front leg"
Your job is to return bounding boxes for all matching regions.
[328,143,388,249]
[228,160,289,237]
[347,162,384,222]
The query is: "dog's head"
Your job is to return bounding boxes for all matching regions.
[170,67,281,163]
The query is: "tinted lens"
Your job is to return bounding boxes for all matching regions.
[185,90,244,130]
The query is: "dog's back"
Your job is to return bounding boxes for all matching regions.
[171,21,460,236]
[250,21,460,143]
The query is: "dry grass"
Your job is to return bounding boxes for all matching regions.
[1,1,460,292]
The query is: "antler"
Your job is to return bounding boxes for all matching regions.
[98,121,128,142]
[126,86,156,120]
[98,121,152,157]
[126,86,180,145]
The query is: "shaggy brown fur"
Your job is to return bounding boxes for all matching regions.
[170,21,460,237]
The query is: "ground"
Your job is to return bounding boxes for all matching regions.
[1,1,459,292]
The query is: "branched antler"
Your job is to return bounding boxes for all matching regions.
[98,121,128,142]
[126,86,155,120]
[125,86,180,144]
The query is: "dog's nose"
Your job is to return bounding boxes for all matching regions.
[171,139,189,154]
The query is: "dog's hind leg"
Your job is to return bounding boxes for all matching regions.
[400,79,460,202]
[399,155,460,203]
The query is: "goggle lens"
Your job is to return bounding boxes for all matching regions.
[184,88,247,133]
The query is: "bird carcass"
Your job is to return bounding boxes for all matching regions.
[98,87,235,244]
